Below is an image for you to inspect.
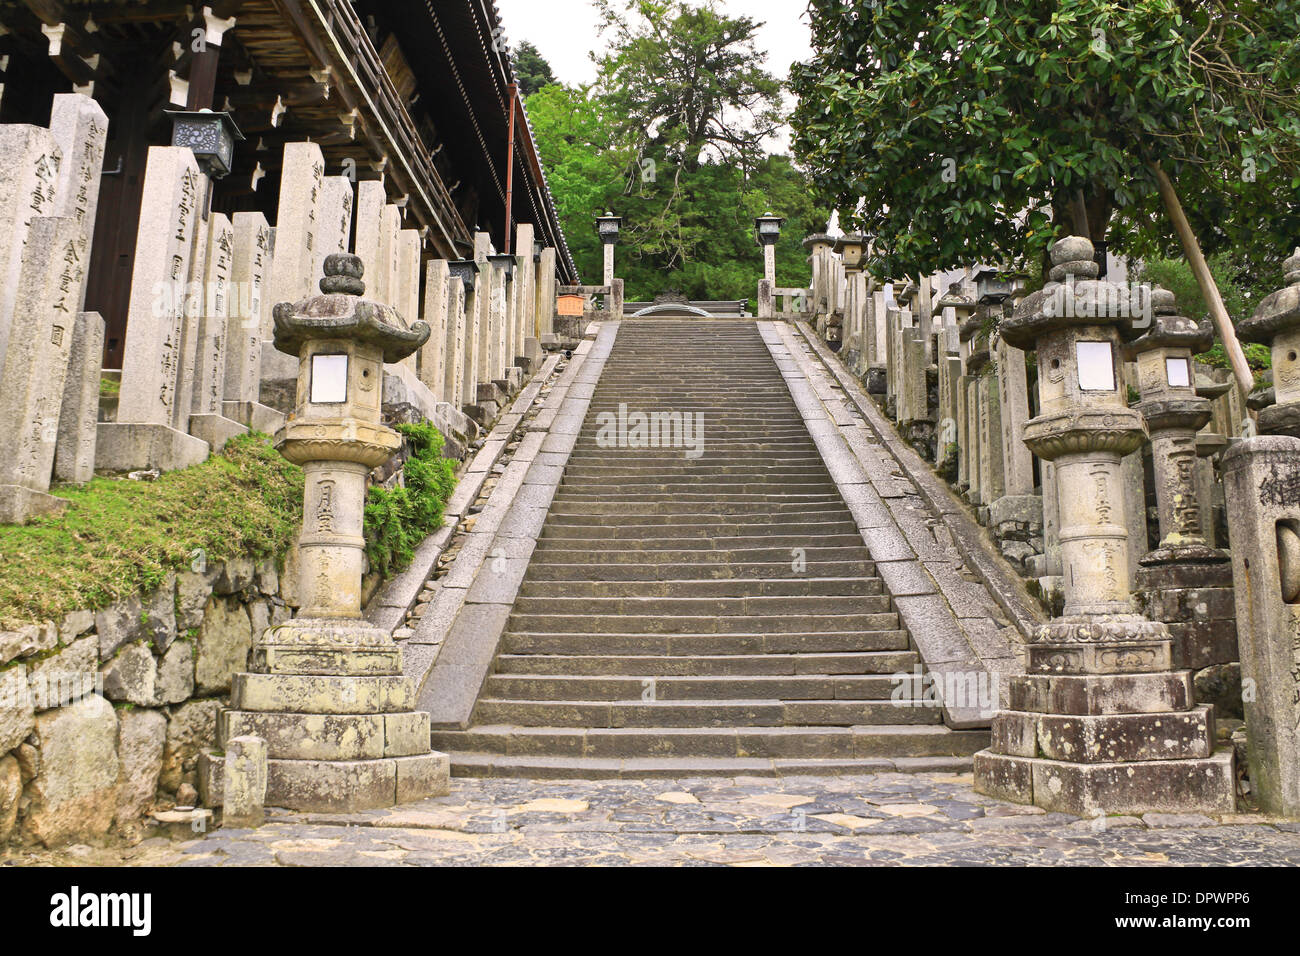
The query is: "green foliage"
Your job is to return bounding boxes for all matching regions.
[99,376,119,398]
[513,40,557,96]
[363,422,457,579]
[527,0,828,303]
[0,434,302,629]
[790,1,1300,279]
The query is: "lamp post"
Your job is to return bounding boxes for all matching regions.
[595,211,622,286]
[220,253,451,812]
[974,235,1233,816]
[755,212,784,284]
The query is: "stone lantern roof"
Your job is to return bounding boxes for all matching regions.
[1239,247,1300,344]
[801,232,835,251]
[272,254,430,364]
[1002,236,1146,350]
[1125,287,1214,356]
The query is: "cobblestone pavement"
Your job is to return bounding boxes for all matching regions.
[7,772,1300,867]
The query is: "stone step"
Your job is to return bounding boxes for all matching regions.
[493,650,918,676]
[482,673,909,701]
[510,594,893,617]
[539,519,861,539]
[505,611,899,635]
[516,577,883,598]
[472,698,945,728]
[542,500,850,516]
[532,534,868,553]
[433,725,986,760]
[501,630,912,655]
[526,546,870,566]
[522,560,878,581]
[447,754,974,779]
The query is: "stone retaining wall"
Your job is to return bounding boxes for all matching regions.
[0,554,298,847]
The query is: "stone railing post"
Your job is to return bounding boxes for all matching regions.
[757,279,774,318]
[1221,246,1300,815]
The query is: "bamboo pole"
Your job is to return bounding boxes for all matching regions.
[1149,161,1255,402]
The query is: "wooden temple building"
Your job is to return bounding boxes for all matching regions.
[0,0,578,369]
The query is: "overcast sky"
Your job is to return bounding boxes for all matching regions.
[495,0,814,87]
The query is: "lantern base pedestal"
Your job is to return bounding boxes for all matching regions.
[974,748,1235,816]
[1135,547,1238,673]
[219,618,449,812]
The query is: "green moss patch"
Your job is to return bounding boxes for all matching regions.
[0,434,303,629]
[364,422,458,579]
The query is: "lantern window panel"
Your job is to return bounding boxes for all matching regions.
[1166,356,1191,388]
[310,353,349,404]
[1076,341,1116,391]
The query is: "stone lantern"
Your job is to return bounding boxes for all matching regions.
[834,234,866,274]
[595,211,622,286]
[973,236,1233,816]
[802,233,836,321]
[1127,288,1236,675]
[973,265,1014,305]
[755,212,784,285]
[1239,247,1300,437]
[218,253,451,812]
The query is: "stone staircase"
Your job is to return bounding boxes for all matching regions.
[431,320,987,776]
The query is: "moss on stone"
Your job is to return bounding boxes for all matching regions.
[0,434,303,629]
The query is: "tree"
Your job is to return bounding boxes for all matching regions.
[790,2,1298,270]
[790,0,1300,395]
[513,40,557,96]
[525,1,826,304]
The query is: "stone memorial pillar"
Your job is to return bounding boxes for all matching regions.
[445,270,468,408]
[397,229,421,372]
[486,254,514,392]
[0,124,61,371]
[536,246,557,339]
[49,95,109,485]
[1127,288,1236,676]
[975,236,1233,815]
[1219,247,1300,814]
[52,310,105,484]
[0,216,81,523]
[98,147,209,472]
[262,142,325,389]
[223,212,283,434]
[219,253,448,811]
[449,258,482,414]
[803,234,834,323]
[313,175,354,284]
[420,260,450,401]
[189,213,248,451]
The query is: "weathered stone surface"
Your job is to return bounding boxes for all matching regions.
[195,597,252,695]
[265,757,398,813]
[175,567,220,632]
[99,642,157,706]
[0,755,20,843]
[95,575,177,658]
[156,640,195,705]
[395,752,451,803]
[26,635,98,711]
[0,621,58,665]
[214,556,256,596]
[223,735,268,829]
[160,699,220,794]
[222,711,386,761]
[116,708,166,822]
[24,694,119,846]
[0,665,35,752]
